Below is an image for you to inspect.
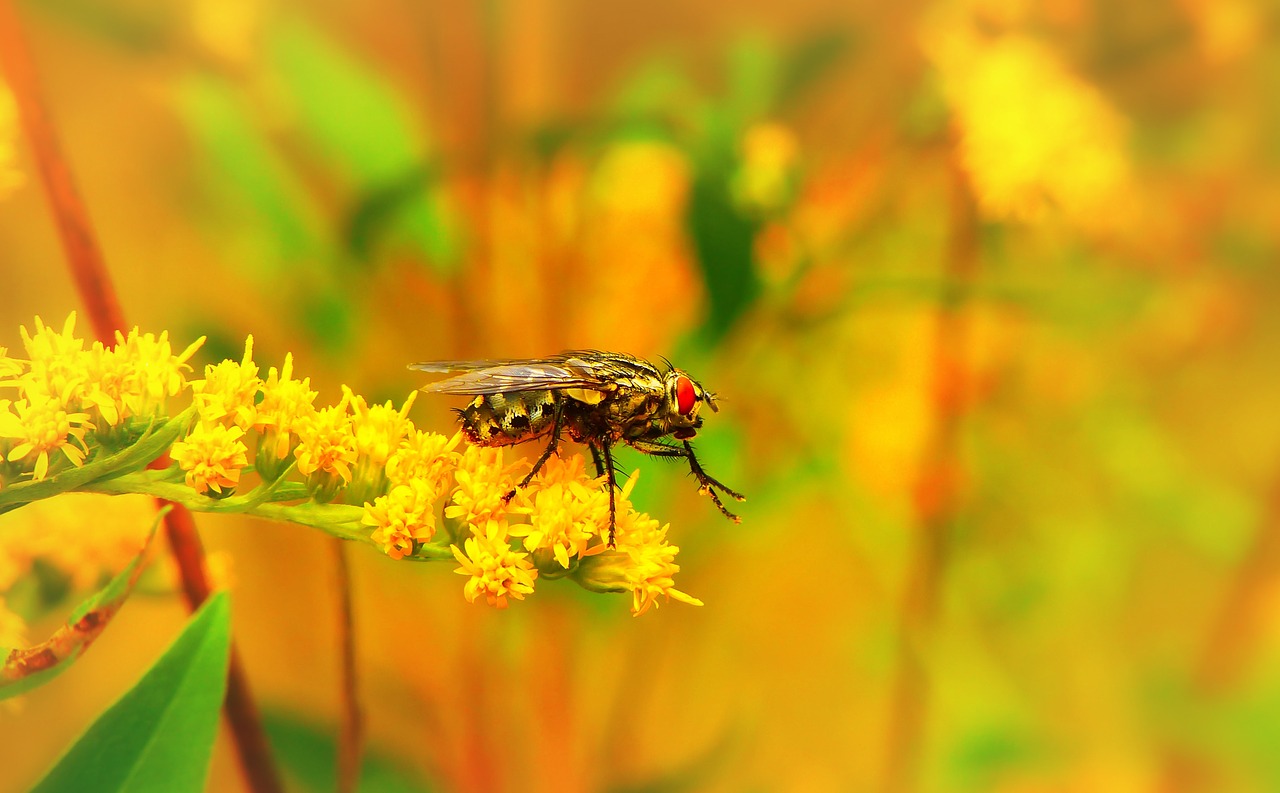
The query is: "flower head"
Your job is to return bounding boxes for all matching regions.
[253,353,317,475]
[362,478,442,560]
[15,314,88,408]
[576,510,702,616]
[293,394,357,501]
[509,454,609,568]
[192,336,260,429]
[386,429,461,492]
[171,421,248,495]
[113,328,204,421]
[346,388,416,503]
[451,520,538,608]
[0,396,94,481]
[445,446,522,530]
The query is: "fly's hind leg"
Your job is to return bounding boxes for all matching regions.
[502,402,565,503]
[600,440,619,547]
[630,439,745,523]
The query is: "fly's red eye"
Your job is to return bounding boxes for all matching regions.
[675,375,696,416]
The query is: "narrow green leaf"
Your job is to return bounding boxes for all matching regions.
[268,17,461,274]
[30,593,232,793]
[0,406,196,514]
[1,509,165,700]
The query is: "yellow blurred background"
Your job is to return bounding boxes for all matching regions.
[3,0,1280,790]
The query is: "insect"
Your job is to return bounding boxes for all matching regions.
[410,351,744,546]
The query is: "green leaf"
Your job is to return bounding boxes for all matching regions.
[175,75,325,270]
[1,509,165,699]
[268,17,461,274]
[30,593,232,793]
[0,406,196,515]
[265,710,434,793]
[686,169,762,345]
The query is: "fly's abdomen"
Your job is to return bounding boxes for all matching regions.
[459,390,558,446]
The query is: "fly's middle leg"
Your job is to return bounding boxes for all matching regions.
[502,402,565,503]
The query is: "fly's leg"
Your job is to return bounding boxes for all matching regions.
[588,442,606,479]
[502,402,565,503]
[630,439,745,523]
[601,440,618,547]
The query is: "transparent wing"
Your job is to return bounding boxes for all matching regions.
[411,358,609,395]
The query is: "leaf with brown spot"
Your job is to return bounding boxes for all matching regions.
[0,506,165,701]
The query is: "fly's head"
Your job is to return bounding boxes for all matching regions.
[661,368,718,440]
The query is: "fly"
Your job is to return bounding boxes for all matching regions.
[409,351,744,546]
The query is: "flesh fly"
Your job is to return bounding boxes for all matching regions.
[410,351,744,546]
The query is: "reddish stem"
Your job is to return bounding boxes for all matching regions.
[0,5,281,792]
[882,156,979,793]
[332,540,363,793]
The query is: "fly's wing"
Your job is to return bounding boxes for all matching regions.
[410,357,611,395]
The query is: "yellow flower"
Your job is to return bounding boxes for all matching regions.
[386,429,461,491]
[574,506,702,616]
[0,397,94,481]
[15,313,88,408]
[361,479,441,560]
[926,30,1129,226]
[732,121,800,214]
[509,454,609,568]
[293,394,357,501]
[171,421,248,495]
[113,328,205,421]
[253,353,317,470]
[345,388,416,503]
[445,446,521,530]
[192,335,260,429]
[0,346,24,381]
[451,519,538,608]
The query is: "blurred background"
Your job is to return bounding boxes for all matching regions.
[2,0,1280,790]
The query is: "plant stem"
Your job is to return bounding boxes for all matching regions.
[882,155,979,793]
[0,5,282,791]
[333,540,364,793]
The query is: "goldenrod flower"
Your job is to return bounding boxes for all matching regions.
[171,421,248,495]
[0,346,23,381]
[253,353,317,476]
[113,328,204,420]
[574,507,702,617]
[0,396,94,481]
[509,455,609,568]
[362,479,441,560]
[192,335,260,429]
[386,429,460,491]
[346,388,416,503]
[293,394,357,501]
[16,314,88,409]
[451,519,538,608]
[926,30,1129,226]
[445,446,521,530]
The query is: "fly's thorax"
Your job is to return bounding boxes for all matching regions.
[459,390,558,446]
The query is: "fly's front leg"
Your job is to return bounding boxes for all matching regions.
[503,402,565,503]
[630,439,745,523]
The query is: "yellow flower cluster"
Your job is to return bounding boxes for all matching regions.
[926,26,1130,227]
[0,314,203,483]
[2,314,701,615]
